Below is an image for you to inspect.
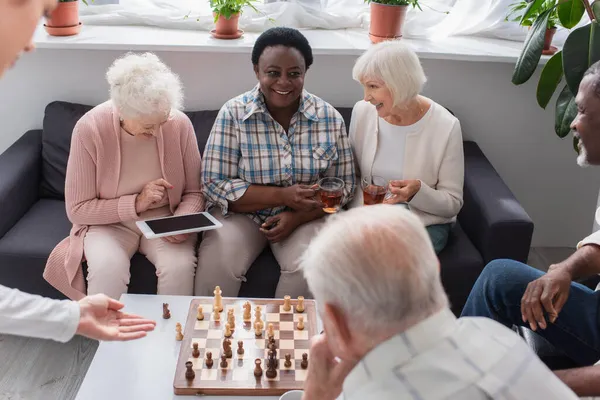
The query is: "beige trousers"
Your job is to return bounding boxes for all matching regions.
[84,222,197,299]
[195,210,324,298]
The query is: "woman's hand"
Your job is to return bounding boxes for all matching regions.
[383,180,421,204]
[259,212,302,243]
[135,179,173,214]
[162,234,191,244]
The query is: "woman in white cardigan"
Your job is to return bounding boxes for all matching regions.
[348,41,464,254]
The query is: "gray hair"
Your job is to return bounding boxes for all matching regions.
[584,60,600,98]
[301,205,448,335]
[106,52,183,120]
[352,41,427,107]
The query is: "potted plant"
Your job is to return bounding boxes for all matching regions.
[209,0,260,39]
[507,0,560,55]
[511,0,599,149]
[365,0,421,43]
[44,0,85,36]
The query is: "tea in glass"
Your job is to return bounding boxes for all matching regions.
[318,177,344,214]
[362,175,388,205]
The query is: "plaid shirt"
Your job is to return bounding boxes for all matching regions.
[202,85,356,224]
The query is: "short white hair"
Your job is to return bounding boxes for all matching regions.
[352,41,427,107]
[106,52,183,120]
[301,205,448,334]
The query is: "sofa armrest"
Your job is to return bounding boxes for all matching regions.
[458,141,534,264]
[0,130,42,238]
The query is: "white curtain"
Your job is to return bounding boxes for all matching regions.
[79,0,593,41]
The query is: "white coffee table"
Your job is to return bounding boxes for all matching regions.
[75,294,321,400]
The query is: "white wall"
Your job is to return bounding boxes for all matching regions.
[0,48,598,247]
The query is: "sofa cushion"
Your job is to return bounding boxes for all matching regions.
[439,222,484,315]
[40,101,92,199]
[185,110,219,155]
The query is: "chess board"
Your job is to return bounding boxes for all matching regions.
[173,297,317,396]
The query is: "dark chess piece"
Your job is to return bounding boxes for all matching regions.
[237,341,244,356]
[192,343,200,358]
[223,338,232,358]
[206,352,213,368]
[254,359,263,377]
[268,337,276,347]
[265,354,277,379]
[162,303,171,319]
[284,353,292,368]
[301,353,308,369]
[185,361,195,380]
[269,343,278,367]
[220,354,228,369]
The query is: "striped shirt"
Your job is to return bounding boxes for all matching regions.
[341,309,577,400]
[202,85,356,224]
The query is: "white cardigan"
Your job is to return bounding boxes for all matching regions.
[348,100,464,227]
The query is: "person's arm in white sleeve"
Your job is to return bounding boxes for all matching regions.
[0,284,79,342]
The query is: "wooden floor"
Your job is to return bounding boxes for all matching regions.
[0,247,576,400]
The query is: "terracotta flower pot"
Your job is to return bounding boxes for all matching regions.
[212,13,242,39]
[44,1,81,36]
[543,27,557,55]
[369,2,408,44]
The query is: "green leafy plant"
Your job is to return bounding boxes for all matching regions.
[507,0,560,28]
[365,0,421,9]
[511,0,599,148]
[210,0,260,21]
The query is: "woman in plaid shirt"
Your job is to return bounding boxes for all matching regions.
[197,27,356,298]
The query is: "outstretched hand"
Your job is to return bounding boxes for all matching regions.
[76,294,156,341]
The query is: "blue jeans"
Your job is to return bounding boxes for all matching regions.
[461,259,600,366]
[426,223,451,254]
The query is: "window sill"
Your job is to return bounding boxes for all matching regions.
[33,24,545,64]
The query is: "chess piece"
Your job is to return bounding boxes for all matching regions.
[213,307,220,322]
[220,354,228,368]
[301,353,308,369]
[254,321,263,337]
[192,342,200,358]
[223,338,232,358]
[224,322,232,338]
[269,342,277,360]
[268,336,276,348]
[296,296,305,313]
[197,304,204,320]
[254,359,263,377]
[214,286,223,312]
[175,323,184,341]
[163,303,171,319]
[266,353,277,379]
[185,361,195,380]
[243,301,252,321]
[284,353,292,368]
[227,309,236,330]
[254,306,263,328]
[267,323,275,340]
[206,352,213,368]
[237,341,244,356]
[283,295,291,312]
[297,315,305,331]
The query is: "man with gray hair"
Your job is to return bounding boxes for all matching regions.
[299,205,576,399]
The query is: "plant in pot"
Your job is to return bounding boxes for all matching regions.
[365,0,421,43]
[511,0,599,150]
[45,0,87,37]
[209,0,260,40]
[507,0,560,55]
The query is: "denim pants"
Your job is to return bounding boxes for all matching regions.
[461,259,600,366]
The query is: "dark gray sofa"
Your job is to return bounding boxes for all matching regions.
[0,101,534,315]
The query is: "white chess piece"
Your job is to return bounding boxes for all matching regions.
[197,305,204,321]
[214,286,223,312]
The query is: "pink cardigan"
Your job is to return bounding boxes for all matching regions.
[43,101,204,300]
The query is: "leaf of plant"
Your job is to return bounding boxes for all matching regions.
[594,1,600,20]
[591,21,600,67]
[558,0,585,29]
[555,85,577,138]
[512,8,554,85]
[563,23,594,95]
[537,51,563,108]
[521,0,545,25]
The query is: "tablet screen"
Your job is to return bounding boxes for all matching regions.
[146,213,216,234]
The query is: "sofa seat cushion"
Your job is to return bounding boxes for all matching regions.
[439,222,484,315]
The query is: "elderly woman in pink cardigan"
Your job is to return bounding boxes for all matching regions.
[44,53,204,300]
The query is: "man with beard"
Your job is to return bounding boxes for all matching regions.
[461,61,600,397]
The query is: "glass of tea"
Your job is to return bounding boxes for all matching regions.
[362,175,388,206]
[318,177,345,214]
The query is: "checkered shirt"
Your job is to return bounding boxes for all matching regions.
[340,309,578,400]
[202,85,356,224]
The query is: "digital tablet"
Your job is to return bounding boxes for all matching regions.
[136,212,222,239]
